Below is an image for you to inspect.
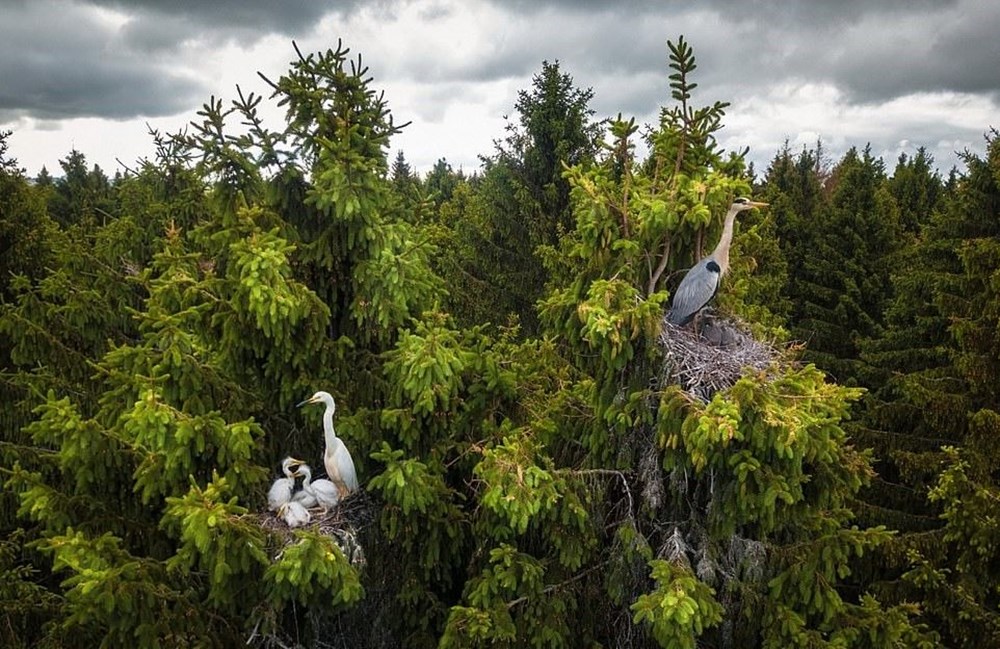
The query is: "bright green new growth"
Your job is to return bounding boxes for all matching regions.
[0,36,960,649]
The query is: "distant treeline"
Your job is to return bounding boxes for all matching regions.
[1,36,996,649]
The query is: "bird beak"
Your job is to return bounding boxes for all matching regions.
[296,398,312,407]
[748,200,769,208]
[289,457,306,465]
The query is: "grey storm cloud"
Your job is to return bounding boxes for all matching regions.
[0,0,1000,176]
[0,0,356,121]
[478,0,999,103]
[0,1,207,120]
[1,0,998,147]
[87,0,341,32]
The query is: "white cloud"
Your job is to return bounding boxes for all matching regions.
[724,82,997,172]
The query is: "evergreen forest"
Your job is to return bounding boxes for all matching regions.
[2,37,998,648]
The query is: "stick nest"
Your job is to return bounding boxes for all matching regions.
[254,490,377,568]
[659,311,782,402]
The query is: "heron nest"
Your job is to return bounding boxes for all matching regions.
[254,490,377,568]
[659,311,781,402]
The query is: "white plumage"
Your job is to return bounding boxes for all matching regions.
[297,391,359,499]
[277,500,311,528]
[267,456,302,511]
[291,486,318,508]
[297,463,341,511]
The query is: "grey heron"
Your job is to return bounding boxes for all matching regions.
[666,197,768,327]
[297,391,359,499]
[267,456,303,512]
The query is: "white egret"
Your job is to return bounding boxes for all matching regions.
[291,484,318,508]
[277,500,311,528]
[297,391,359,498]
[267,456,302,512]
[296,462,340,512]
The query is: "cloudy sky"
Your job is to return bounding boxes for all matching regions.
[2,0,998,178]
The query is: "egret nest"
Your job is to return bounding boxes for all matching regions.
[255,490,377,568]
[659,311,781,402]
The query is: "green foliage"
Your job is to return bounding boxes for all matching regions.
[773,145,903,384]
[660,365,868,535]
[833,131,1000,649]
[265,530,363,608]
[163,474,268,606]
[887,148,943,233]
[425,157,465,206]
[0,39,439,646]
[632,559,724,649]
[0,530,61,648]
[885,132,1000,647]
[3,34,981,649]
[477,436,560,535]
[0,140,54,302]
[44,529,185,647]
[439,60,602,335]
[904,444,1000,648]
[653,36,733,178]
[46,149,116,228]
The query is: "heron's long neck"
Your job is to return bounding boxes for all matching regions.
[711,207,739,275]
[323,407,337,449]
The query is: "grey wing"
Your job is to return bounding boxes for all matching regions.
[667,262,720,325]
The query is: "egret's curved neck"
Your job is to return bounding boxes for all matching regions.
[711,206,740,275]
[323,404,338,449]
[300,467,312,488]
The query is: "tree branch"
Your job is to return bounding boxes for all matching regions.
[647,236,672,297]
[506,560,610,609]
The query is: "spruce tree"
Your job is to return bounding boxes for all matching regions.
[0,36,954,649]
[455,60,602,335]
[759,142,828,327]
[47,150,117,228]
[782,146,902,385]
[424,157,464,206]
[0,132,64,647]
[1,41,437,646]
[887,148,942,234]
[898,133,1000,647]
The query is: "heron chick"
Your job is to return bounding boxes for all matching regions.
[267,456,303,512]
[277,500,311,528]
[297,463,341,512]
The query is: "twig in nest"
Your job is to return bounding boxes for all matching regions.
[252,491,376,567]
[660,312,781,401]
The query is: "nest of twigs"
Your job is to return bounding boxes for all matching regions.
[660,311,780,402]
[254,490,377,568]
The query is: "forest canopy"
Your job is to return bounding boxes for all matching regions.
[2,36,998,649]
